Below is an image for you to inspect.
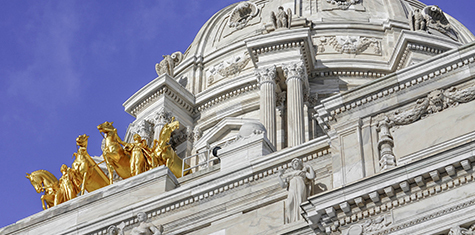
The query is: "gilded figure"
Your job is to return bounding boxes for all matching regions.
[72,134,109,195]
[124,134,153,176]
[97,121,132,184]
[59,164,81,201]
[26,170,62,210]
[152,117,191,178]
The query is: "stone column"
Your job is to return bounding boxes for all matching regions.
[377,116,396,171]
[283,63,306,147]
[255,65,277,147]
[276,91,287,150]
[148,107,172,141]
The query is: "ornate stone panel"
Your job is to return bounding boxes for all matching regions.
[314,36,382,56]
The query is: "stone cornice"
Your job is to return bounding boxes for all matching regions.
[245,28,316,74]
[123,74,195,117]
[302,131,475,234]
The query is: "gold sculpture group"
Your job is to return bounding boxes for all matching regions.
[26,118,190,210]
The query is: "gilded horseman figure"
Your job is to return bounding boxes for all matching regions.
[97,121,132,184]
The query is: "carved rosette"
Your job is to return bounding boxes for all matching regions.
[376,117,396,171]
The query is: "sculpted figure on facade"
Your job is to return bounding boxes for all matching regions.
[155,51,183,77]
[97,121,132,184]
[410,9,427,31]
[420,5,458,40]
[228,2,259,29]
[278,158,315,223]
[271,6,291,29]
[131,212,163,235]
[72,134,109,195]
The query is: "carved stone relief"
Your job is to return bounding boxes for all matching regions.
[315,36,381,55]
[155,51,184,77]
[270,6,292,29]
[409,5,458,41]
[205,52,251,86]
[228,2,259,30]
[448,225,475,235]
[386,84,475,126]
[321,0,365,11]
[343,214,392,235]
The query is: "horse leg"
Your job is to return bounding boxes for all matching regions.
[81,172,87,195]
[41,195,46,210]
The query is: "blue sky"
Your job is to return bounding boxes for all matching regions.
[0,0,473,229]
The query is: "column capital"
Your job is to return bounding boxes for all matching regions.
[255,65,277,87]
[282,62,306,83]
[147,107,172,125]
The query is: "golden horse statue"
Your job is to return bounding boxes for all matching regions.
[26,166,81,210]
[72,134,109,194]
[97,121,131,184]
[26,170,61,210]
[152,117,191,178]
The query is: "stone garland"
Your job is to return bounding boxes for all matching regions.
[89,148,330,235]
[196,83,259,112]
[387,83,475,126]
[131,86,193,116]
[323,55,475,123]
[317,158,474,234]
[397,43,446,70]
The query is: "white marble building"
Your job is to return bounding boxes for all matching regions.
[3,0,475,234]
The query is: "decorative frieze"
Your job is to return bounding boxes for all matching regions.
[315,36,381,55]
[206,52,251,86]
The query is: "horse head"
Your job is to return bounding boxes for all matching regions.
[97,121,114,134]
[76,134,89,148]
[26,172,44,193]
